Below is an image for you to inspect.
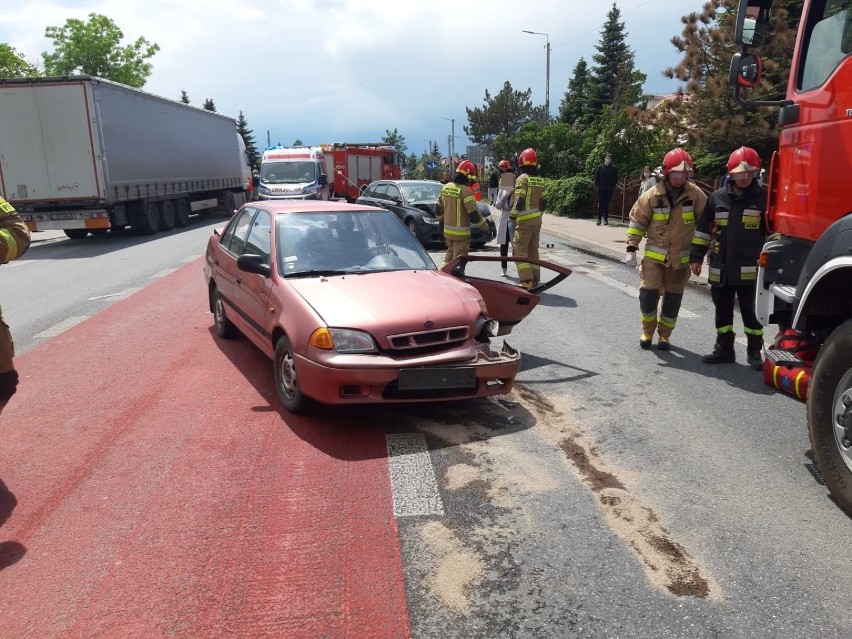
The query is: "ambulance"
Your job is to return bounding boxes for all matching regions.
[258,146,330,200]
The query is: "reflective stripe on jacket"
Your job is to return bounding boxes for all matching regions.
[0,197,31,264]
[511,175,546,222]
[437,183,478,238]
[626,180,707,269]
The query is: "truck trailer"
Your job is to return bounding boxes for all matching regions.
[0,76,251,238]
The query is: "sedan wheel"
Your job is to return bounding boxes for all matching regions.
[406,220,420,241]
[274,335,305,413]
[213,289,237,338]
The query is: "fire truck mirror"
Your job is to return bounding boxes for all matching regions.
[729,52,762,89]
[735,1,772,48]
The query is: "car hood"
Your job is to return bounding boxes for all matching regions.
[288,270,484,334]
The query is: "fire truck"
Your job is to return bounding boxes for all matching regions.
[318,143,405,201]
[730,0,852,512]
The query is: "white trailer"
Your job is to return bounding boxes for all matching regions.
[0,76,251,238]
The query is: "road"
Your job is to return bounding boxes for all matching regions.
[1,225,850,638]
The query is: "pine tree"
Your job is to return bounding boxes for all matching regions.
[236,111,260,170]
[586,3,644,120]
[179,90,190,104]
[202,98,216,112]
[464,81,535,144]
[559,57,590,127]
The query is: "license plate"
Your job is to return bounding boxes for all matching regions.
[397,367,476,391]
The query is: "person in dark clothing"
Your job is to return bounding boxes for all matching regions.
[487,167,499,204]
[593,152,618,225]
[690,146,768,369]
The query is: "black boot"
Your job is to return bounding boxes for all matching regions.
[746,334,764,370]
[701,332,736,364]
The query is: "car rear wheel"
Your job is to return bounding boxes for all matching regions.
[274,335,306,413]
[213,289,237,339]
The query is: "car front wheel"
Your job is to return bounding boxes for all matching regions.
[274,335,306,413]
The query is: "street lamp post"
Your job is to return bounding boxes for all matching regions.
[439,116,455,172]
[266,127,280,147]
[522,30,550,122]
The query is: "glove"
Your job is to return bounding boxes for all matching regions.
[624,251,637,268]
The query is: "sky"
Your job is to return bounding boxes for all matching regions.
[1,0,701,158]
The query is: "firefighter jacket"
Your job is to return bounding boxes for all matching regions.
[0,197,31,264]
[510,173,546,222]
[690,181,767,286]
[437,182,483,240]
[627,180,707,269]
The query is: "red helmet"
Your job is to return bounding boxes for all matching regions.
[498,159,511,171]
[727,146,761,179]
[662,148,694,179]
[456,159,476,178]
[518,148,538,167]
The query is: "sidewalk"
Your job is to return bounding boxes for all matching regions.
[538,212,712,292]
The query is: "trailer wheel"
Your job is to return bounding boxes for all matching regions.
[159,200,176,231]
[63,230,89,240]
[213,288,237,339]
[223,191,237,217]
[175,199,191,227]
[808,318,852,514]
[136,202,161,235]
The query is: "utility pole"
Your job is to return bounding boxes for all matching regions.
[440,117,455,172]
[522,30,550,122]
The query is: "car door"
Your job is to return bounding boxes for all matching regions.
[382,183,406,223]
[441,255,572,335]
[212,207,255,319]
[230,209,274,349]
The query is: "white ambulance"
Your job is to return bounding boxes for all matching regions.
[258,146,330,200]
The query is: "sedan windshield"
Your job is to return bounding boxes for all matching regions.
[262,161,316,184]
[400,182,442,203]
[277,210,437,276]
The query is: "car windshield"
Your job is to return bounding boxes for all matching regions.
[277,210,436,276]
[262,161,315,184]
[400,182,441,203]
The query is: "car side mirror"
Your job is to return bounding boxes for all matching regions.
[237,253,272,277]
[318,175,328,186]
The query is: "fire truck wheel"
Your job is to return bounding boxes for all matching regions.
[808,318,852,515]
[213,287,238,339]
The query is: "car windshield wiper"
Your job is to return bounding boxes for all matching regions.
[285,269,350,278]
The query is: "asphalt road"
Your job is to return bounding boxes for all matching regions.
[0,227,849,638]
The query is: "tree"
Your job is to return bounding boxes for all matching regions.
[292,138,303,146]
[382,128,408,155]
[0,43,39,77]
[652,0,798,171]
[179,90,190,104]
[586,3,645,120]
[559,57,591,127]
[41,13,159,88]
[202,98,216,112]
[236,111,261,170]
[464,81,535,145]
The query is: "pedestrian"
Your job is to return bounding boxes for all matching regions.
[0,195,32,417]
[625,147,708,350]
[593,152,618,225]
[638,165,657,197]
[251,169,261,201]
[494,159,516,277]
[436,159,489,267]
[487,166,499,204]
[690,146,768,369]
[510,148,547,290]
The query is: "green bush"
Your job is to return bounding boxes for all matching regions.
[544,176,594,218]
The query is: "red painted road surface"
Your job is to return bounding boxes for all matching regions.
[0,260,410,638]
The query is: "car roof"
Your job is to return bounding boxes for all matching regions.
[250,200,383,215]
[369,179,440,186]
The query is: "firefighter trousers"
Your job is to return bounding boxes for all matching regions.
[442,236,471,267]
[638,262,691,339]
[711,284,763,335]
[0,308,18,416]
[512,216,542,285]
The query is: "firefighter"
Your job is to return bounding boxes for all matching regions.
[0,195,32,417]
[436,159,488,267]
[625,147,708,349]
[690,146,768,368]
[510,148,547,289]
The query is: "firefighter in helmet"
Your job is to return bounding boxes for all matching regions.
[626,147,708,349]
[690,146,767,368]
[510,148,547,289]
[0,195,32,416]
[436,159,488,267]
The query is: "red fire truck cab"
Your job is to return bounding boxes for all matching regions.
[319,143,406,201]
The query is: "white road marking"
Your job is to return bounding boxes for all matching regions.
[88,287,140,301]
[573,268,699,319]
[33,316,89,339]
[386,432,445,517]
[150,268,179,279]
[182,255,203,263]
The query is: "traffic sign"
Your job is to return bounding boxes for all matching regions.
[425,161,438,170]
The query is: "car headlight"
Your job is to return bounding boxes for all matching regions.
[310,327,378,353]
[423,216,439,225]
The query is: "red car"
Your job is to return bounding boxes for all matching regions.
[203,200,570,413]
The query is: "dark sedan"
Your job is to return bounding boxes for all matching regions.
[356,179,496,249]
